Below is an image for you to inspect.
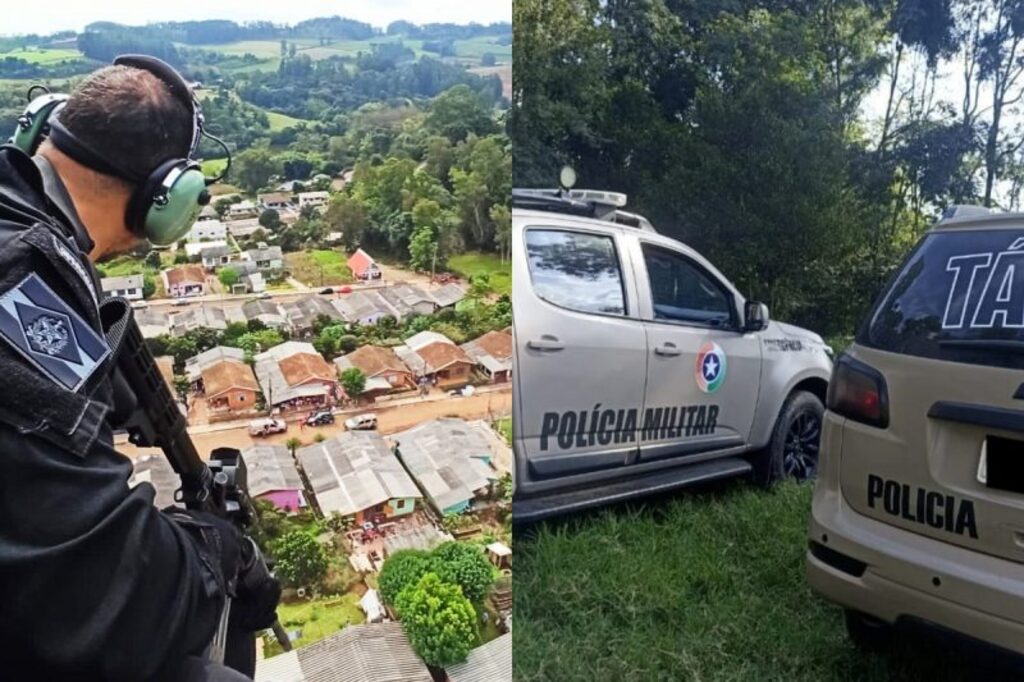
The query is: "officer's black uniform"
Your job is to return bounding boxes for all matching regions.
[0,145,248,681]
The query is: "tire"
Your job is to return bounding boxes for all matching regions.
[751,390,824,487]
[844,609,892,651]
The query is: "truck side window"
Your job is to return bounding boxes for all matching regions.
[641,244,733,327]
[525,228,626,315]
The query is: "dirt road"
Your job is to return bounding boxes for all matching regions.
[118,389,512,460]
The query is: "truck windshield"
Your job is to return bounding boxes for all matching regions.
[860,228,1024,369]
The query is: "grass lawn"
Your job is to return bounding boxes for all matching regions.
[200,158,228,177]
[263,108,306,131]
[285,249,354,287]
[448,251,511,296]
[515,481,992,682]
[3,47,83,64]
[266,593,365,657]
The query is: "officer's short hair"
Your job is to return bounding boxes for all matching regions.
[58,65,192,182]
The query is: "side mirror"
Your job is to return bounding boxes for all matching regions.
[744,301,769,332]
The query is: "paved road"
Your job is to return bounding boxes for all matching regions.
[117,386,512,461]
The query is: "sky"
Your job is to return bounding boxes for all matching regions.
[2,0,511,36]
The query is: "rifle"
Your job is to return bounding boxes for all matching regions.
[108,302,291,671]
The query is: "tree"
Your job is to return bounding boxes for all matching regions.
[378,550,434,606]
[426,84,498,143]
[232,146,280,193]
[259,209,282,231]
[218,267,240,289]
[481,52,497,66]
[396,572,477,667]
[490,203,511,262]
[172,375,190,404]
[430,542,495,603]
[144,251,162,269]
[273,530,328,589]
[339,367,366,399]
[324,194,369,251]
[141,274,156,299]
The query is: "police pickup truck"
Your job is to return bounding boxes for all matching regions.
[512,188,834,522]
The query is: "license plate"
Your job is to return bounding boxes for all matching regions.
[979,435,1024,494]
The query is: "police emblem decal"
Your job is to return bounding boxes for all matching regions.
[25,315,69,356]
[0,273,109,391]
[695,341,727,393]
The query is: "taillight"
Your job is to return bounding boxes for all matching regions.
[826,353,889,428]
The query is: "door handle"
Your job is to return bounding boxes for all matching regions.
[654,343,681,357]
[528,336,565,351]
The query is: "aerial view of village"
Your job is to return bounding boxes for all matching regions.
[0,7,511,679]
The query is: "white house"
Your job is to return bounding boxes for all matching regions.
[257,191,293,211]
[297,191,329,210]
[227,200,258,219]
[100,274,144,301]
[187,219,227,242]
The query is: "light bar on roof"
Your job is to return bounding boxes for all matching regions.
[567,189,628,207]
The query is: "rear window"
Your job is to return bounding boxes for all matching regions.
[860,228,1024,369]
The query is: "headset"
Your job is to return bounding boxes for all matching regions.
[8,55,232,246]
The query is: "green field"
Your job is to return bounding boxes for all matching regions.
[515,482,992,682]
[448,251,511,296]
[200,157,228,177]
[285,249,354,287]
[2,47,83,64]
[267,593,365,656]
[264,108,305,131]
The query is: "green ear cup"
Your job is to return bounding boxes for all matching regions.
[9,94,67,155]
[141,165,210,246]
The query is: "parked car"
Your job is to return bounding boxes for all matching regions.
[259,291,273,300]
[248,418,287,437]
[808,204,1024,662]
[338,286,352,294]
[344,413,378,431]
[511,188,833,523]
[130,300,149,310]
[305,409,335,427]
[319,287,334,294]
[172,297,190,306]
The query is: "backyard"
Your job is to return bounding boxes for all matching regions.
[265,592,365,657]
[285,249,354,287]
[449,251,511,296]
[514,482,998,682]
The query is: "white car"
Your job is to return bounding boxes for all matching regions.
[248,418,287,437]
[172,297,191,306]
[344,413,378,431]
[512,189,834,522]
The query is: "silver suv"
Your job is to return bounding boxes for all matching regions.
[512,190,834,521]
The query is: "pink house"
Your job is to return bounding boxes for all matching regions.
[163,264,207,298]
[242,444,306,513]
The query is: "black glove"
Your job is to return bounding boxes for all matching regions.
[232,537,282,631]
[166,509,243,595]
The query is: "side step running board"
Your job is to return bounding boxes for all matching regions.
[513,456,752,524]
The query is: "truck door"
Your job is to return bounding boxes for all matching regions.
[513,218,647,482]
[631,240,761,462]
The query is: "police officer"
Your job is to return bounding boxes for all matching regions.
[0,59,279,680]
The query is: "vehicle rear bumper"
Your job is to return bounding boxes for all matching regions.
[807,486,1024,656]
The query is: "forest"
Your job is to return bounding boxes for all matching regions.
[512,0,1024,338]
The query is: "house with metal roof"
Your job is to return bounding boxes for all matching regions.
[394,331,476,389]
[224,217,263,239]
[199,244,232,270]
[331,290,399,325]
[254,622,431,682]
[297,190,330,210]
[187,218,226,242]
[379,283,436,319]
[333,345,415,397]
[100,274,145,301]
[242,245,284,273]
[431,282,468,309]
[185,346,246,383]
[129,454,179,509]
[461,329,513,383]
[257,191,294,211]
[168,304,229,336]
[391,418,501,515]
[242,444,305,512]
[296,431,420,524]
[242,299,290,331]
[135,307,171,338]
[284,295,344,335]
[254,341,340,412]
[445,633,512,682]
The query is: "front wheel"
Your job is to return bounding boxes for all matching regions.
[752,390,824,486]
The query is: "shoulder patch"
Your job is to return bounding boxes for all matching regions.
[0,272,110,391]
